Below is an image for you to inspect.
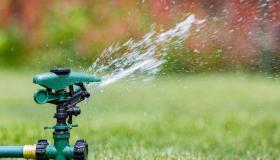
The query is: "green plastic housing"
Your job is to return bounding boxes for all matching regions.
[33,71,101,90]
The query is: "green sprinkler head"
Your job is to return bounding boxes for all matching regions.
[33,68,100,104]
[33,68,101,125]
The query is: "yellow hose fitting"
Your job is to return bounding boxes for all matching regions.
[23,145,36,159]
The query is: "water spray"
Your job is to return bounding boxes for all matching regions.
[0,68,101,160]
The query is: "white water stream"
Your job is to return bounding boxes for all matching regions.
[87,14,202,91]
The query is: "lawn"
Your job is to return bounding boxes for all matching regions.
[0,71,279,159]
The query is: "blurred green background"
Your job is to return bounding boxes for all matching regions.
[0,0,279,72]
[0,0,280,159]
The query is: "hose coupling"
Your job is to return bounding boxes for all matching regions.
[23,145,36,159]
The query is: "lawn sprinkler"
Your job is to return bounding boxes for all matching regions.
[0,68,101,160]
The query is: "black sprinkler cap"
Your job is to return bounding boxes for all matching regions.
[50,68,71,75]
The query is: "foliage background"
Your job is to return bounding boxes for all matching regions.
[0,0,279,73]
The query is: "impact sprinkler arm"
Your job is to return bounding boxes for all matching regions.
[47,83,90,126]
[0,68,101,160]
[61,84,90,124]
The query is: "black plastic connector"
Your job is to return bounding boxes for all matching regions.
[36,139,49,160]
[74,140,88,160]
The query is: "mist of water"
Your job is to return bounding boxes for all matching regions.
[87,14,200,91]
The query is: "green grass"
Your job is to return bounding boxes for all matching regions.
[0,71,279,159]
